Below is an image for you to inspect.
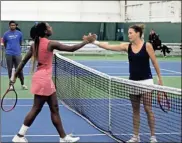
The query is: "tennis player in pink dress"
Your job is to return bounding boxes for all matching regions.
[31,37,56,96]
[11,22,96,143]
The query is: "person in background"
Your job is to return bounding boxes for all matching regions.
[16,23,21,31]
[149,29,172,57]
[148,29,159,51]
[2,20,28,90]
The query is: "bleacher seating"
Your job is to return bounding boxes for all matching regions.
[154,43,181,56]
[22,40,181,56]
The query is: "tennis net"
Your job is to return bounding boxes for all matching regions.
[53,53,181,143]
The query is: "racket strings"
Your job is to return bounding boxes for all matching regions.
[1,87,17,112]
[158,91,170,112]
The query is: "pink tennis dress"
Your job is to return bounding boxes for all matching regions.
[31,38,56,96]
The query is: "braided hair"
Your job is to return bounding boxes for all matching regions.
[30,22,47,72]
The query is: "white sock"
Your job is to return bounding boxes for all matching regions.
[61,135,67,139]
[18,124,29,136]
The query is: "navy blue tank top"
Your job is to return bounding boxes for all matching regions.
[128,42,152,81]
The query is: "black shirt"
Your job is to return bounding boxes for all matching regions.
[16,27,21,31]
[128,42,152,81]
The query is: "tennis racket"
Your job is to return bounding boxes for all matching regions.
[1,84,18,112]
[157,91,170,113]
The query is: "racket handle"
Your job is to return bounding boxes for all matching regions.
[10,68,15,81]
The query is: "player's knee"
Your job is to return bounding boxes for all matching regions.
[32,106,42,114]
[133,108,140,115]
[132,102,140,111]
[50,104,59,114]
[144,106,153,114]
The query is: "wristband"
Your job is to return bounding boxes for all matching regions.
[93,40,100,45]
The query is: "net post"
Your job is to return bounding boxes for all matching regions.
[108,76,111,131]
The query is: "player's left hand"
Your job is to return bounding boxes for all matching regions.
[82,33,97,43]
[158,78,163,86]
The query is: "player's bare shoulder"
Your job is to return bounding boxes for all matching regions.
[146,42,152,47]
[146,42,154,50]
[120,43,129,51]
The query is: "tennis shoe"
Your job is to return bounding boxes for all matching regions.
[60,134,80,142]
[150,136,157,143]
[12,135,28,143]
[22,85,28,90]
[127,135,141,143]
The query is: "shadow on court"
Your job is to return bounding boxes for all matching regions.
[1,99,116,142]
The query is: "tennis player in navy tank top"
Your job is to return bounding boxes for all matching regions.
[89,24,163,143]
[128,42,152,81]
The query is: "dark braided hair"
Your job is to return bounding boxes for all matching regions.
[30,22,47,72]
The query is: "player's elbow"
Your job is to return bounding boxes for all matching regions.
[69,47,76,52]
[69,45,80,52]
[152,60,158,68]
[106,46,112,50]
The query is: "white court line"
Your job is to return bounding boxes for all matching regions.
[2,132,181,138]
[2,72,180,75]
[2,65,181,74]
[89,66,128,68]
[79,60,128,62]
[1,65,30,68]
[151,67,181,74]
[3,103,182,107]
[3,104,134,107]
[108,73,180,75]
[126,61,181,74]
[160,68,181,74]
[7,98,122,100]
[17,98,33,100]
[112,75,181,77]
[1,134,107,138]
[1,98,34,100]
[3,104,63,107]
[1,73,31,75]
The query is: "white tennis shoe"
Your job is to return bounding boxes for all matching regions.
[150,136,157,143]
[127,135,141,143]
[60,134,80,142]
[12,135,28,143]
[22,85,28,90]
